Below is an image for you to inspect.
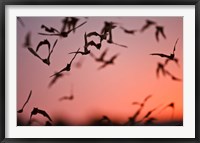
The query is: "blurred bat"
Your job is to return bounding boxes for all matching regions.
[98,53,119,70]
[120,26,137,35]
[23,32,31,48]
[41,24,59,33]
[38,21,87,38]
[155,25,166,42]
[50,48,80,77]
[17,17,25,27]
[140,19,156,32]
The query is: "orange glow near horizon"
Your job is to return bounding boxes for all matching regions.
[17,17,183,126]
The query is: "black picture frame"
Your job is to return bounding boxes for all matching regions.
[0,0,199,142]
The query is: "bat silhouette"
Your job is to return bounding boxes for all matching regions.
[30,107,52,122]
[155,25,166,42]
[17,17,25,27]
[50,48,80,77]
[59,84,74,101]
[43,39,58,65]
[150,38,179,60]
[38,21,87,38]
[28,39,58,66]
[98,53,119,70]
[120,26,137,35]
[48,72,64,88]
[87,31,108,42]
[23,32,31,48]
[59,95,74,101]
[41,24,59,33]
[74,57,85,68]
[90,48,108,62]
[101,21,121,47]
[17,90,32,113]
[159,102,175,119]
[132,94,153,107]
[36,39,51,53]
[140,19,156,32]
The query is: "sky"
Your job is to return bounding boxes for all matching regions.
[17,16,183,126]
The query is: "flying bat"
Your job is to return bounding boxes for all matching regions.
[150,38,179,60]
[50,48,80,77]
[140,19,156,32]
[30,107,52,122]
[155,25,166,42]
[38,21,87,38]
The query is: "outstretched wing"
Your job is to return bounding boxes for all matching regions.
[28,47,42,60]
[143,94,152,103]
[69,48,80,65]
[150,53,169,58]
[36,39,51,53]
[38,109,52,121]
[173,38,179,53]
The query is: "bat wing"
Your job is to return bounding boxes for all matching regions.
[155,29,159,42]
[87,31,100,37]
[38,109,52,121]
[160,29,166,39]
[110,53,119,62]
[98,63,108,70]
[99,49,108,61]
[112,42,127,48]
[22,90,32,109]
[28,47,42,60]
[69,48,80,65]
[150,53,169,58]
[173,38,179,53]
[36,40,51,52]
[143,94,152,103]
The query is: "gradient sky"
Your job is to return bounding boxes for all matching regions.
[17,16,183,126]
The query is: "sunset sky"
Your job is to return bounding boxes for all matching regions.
[17,16,183,126]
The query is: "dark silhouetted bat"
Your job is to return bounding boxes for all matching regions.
[90,48,108,63]
[23,32,31,48]
[50,48,80,77]
[140,19,156,32]
[132,94,153,107]
[98,53,119,70]
[38,21,87,38]
[155,25,166,42]
[150,38,179,60]
[48,72,64,88]
[120,26,137,35]
[30,107,52,122]
[41,24,59,33]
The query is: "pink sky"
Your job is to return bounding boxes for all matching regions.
[17,17,183,125]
